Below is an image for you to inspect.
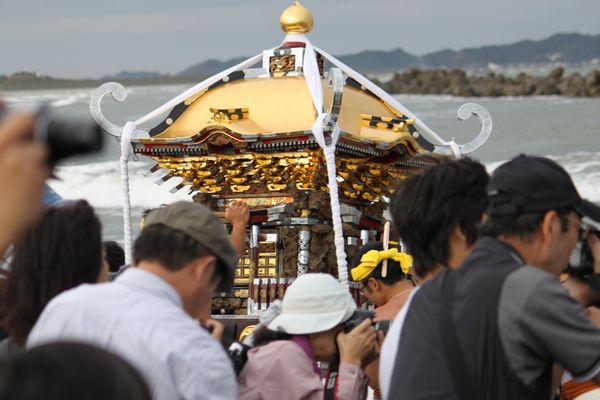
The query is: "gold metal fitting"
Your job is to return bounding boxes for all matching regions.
[267,183,287,191]
[280,1,313,34]
[231,185,251,193]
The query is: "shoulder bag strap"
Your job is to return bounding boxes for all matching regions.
[440,270,477,400]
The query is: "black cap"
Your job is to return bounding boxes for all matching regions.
[487,154,600,222]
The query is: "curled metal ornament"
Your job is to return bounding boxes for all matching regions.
[89,82,148,138]
[434,102,493,157]
[296,229,311,276]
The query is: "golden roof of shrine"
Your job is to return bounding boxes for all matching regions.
[143,75,425,155]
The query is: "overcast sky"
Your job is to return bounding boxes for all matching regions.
[1,0,598,78]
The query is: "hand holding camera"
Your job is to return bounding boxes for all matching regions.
[336,319,377,367]
[588,233,600,274]
[567,219,600,306]
[1,105,104,167]
[569,218,600,293]
[0,105,104,255]
[0,112,49,254]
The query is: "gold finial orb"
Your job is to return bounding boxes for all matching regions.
[280,1,314,34]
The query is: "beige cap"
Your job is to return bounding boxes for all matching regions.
[144,201,236,292]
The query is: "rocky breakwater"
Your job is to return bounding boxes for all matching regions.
[379,67,600,97]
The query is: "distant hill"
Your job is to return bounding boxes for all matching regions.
[334,48,422,73]
[177,57,249,77]
[104,70,164,80]
[4,32,598,91]
[422,33,600,69]
[171,32,600,76]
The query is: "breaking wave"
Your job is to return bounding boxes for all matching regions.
[48,160,193,210]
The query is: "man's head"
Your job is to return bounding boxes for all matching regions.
[390,158,489,279]
[133,202,237,316]
[350,242,412,306]
[103,241,125,274]
[0,342,151,400]
[481,154,600,275]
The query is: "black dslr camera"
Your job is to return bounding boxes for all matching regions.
[568,218,600,291]
[34,107,104,165]
[0,105,103,165]
[342,310,391,335]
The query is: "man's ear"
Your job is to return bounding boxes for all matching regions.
[540,210,559,244]
[369,277,381,292]
[191,255,217,285]
[453,225,467,243]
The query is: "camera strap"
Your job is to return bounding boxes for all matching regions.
[324,365,339,400]
[440,270,477,400]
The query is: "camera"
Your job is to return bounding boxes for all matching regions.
[568,217,600,291]
[342,310,391,335]
[35,107,104,165]
[0,105,103,165]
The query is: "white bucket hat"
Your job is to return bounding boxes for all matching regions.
[268,273,357,335]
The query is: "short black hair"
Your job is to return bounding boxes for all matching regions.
[133,224,222,284]
[103,241,125,273]
[481,206,570,239]
[390,158,489,278]
[351,242,409,286]
[0,342,151,400]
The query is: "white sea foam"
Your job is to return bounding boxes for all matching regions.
[485,151,600,203]
[48,160,193,210]
[3,89,90,107]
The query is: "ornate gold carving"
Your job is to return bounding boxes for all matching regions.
[153,151,419,202]
[201,185,222,193]
[267,183,287,191]
[231,185,251,193]
[270,55,296,76]
[296,182,314,190]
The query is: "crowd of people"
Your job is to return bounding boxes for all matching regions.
[0,109,600,400]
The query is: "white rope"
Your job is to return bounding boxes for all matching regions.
[313,46,461,157]
[286,34,349,289]
[120,122,135,264]
[448,140,461,159]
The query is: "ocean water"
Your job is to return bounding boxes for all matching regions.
[3,85,599,241]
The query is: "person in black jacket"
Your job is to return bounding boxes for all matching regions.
[388,155,600,400]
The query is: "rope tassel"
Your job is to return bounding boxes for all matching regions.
[120,122,135,265]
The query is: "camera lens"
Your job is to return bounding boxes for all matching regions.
[39,113,104,165]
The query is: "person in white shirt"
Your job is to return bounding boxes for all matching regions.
[28,201,239,400]
[380,158,489,399]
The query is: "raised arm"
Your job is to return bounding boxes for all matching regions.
[225,201,250,260]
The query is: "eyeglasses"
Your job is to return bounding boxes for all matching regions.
[358,280,372,296]
[357,283,366,296]
[566,215,591,241]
